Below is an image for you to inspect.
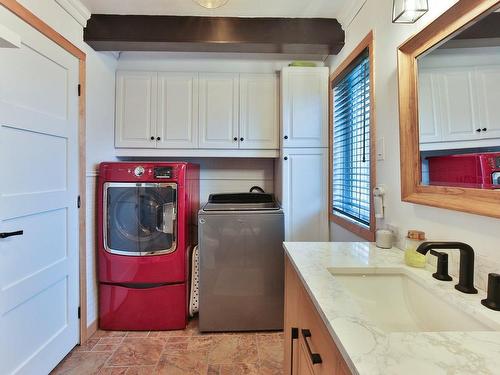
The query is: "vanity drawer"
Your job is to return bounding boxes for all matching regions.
[296,282,351,375]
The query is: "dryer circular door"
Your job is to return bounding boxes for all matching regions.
[104,182,177,256]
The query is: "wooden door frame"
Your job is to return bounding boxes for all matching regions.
[328,31,376,241]
[0,0,90,343]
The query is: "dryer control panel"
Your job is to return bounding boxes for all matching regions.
[154,167,173,179]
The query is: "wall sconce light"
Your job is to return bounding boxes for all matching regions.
[392,0,429,23]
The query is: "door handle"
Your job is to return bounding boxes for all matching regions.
[301,329,322,365]
[0,230,23,239]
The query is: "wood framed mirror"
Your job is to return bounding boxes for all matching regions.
[398,0,500,219]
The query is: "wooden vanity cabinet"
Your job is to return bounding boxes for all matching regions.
[284,256,352,375]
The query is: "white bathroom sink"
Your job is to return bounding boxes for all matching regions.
[328,268,494,333]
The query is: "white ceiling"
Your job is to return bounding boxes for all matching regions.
[79,0,351,20]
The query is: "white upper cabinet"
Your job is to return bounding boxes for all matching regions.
[115,71,157,148]
[281,67,329,148]
[114,70,281,156]
[476,66,500,140]
[419,65,500,146]
[157,72,199,148]
[438,69,478,141]
[239,73,279,149]
[418,71,442,143]
[199,73,239,149]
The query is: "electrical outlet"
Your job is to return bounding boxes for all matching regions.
[376,137,385,161]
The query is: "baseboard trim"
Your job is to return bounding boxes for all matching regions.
[86,319,98,340]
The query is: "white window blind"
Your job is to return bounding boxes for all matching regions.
[332,51,371,227]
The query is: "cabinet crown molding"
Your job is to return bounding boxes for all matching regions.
[55,0,91,27]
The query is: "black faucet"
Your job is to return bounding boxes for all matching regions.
[429,250,452,281]
[416,242,478,294]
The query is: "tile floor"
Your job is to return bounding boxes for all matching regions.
[51,319,284,374]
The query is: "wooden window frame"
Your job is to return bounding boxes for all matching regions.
[398,0,500,219]
[0,0,92,342]
[329,31,376,241]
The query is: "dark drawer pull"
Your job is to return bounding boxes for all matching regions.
[0,230,23,239]
[290,327,298,375]
[301,329,322,365]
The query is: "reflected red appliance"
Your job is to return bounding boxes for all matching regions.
[97,162,199,330]
[427,153,500,189]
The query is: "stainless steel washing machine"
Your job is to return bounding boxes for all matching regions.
[198,193,284,332]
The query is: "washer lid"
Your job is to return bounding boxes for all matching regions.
[203,192,280,211]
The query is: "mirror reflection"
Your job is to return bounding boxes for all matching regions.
[417,8,500,189]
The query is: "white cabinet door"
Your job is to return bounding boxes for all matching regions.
[115,71,157,148]
[476,66,500,140]
[418,71,442,143]
[157,72,198,148]
[282,67,329,148]
[0,7,79,374]
[239,73,279,149]
[437,69,479,142]
[199,73,239,149]
[281,148,329,242]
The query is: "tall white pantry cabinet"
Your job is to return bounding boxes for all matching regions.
[276,67,330,242]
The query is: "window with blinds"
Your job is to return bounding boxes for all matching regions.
[332,50,371,227]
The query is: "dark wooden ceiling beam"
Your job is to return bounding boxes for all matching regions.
[84,15,345,55]
[453,12,500,41]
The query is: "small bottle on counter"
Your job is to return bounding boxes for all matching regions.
[404,230,427,268]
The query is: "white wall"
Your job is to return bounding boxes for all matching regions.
[84,50,117,325]
[327,0,500,290]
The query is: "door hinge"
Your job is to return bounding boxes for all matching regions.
[78,84,81,97]
[78,306,81,319]
[77,195,81,209]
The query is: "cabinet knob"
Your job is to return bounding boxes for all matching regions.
[150,136,155,140]
[284,135,288,140]
[476,129,482,133]
[240,137,244,142]
[156,137,161,141]
[233,137,238,141]
[482,128,487,132]
[284,156,288,161]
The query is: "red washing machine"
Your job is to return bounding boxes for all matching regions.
[97,162,199,331]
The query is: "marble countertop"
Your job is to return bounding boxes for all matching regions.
[283,242,500,375]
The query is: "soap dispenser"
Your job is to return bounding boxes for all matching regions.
[404,230,427,268]
[481,273,500,311]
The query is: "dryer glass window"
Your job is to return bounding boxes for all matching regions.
[104,183,177,255]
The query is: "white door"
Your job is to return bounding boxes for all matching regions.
[476,66,500,140]
[437,68,480,141]
[281,67,329,148]
[199,73,239,149]
[281,148,329,242]
[115,71,157,148]
[239,73,279,149]
[418,71,442,143]
[0,8,79,375]
[157,72,199,148]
